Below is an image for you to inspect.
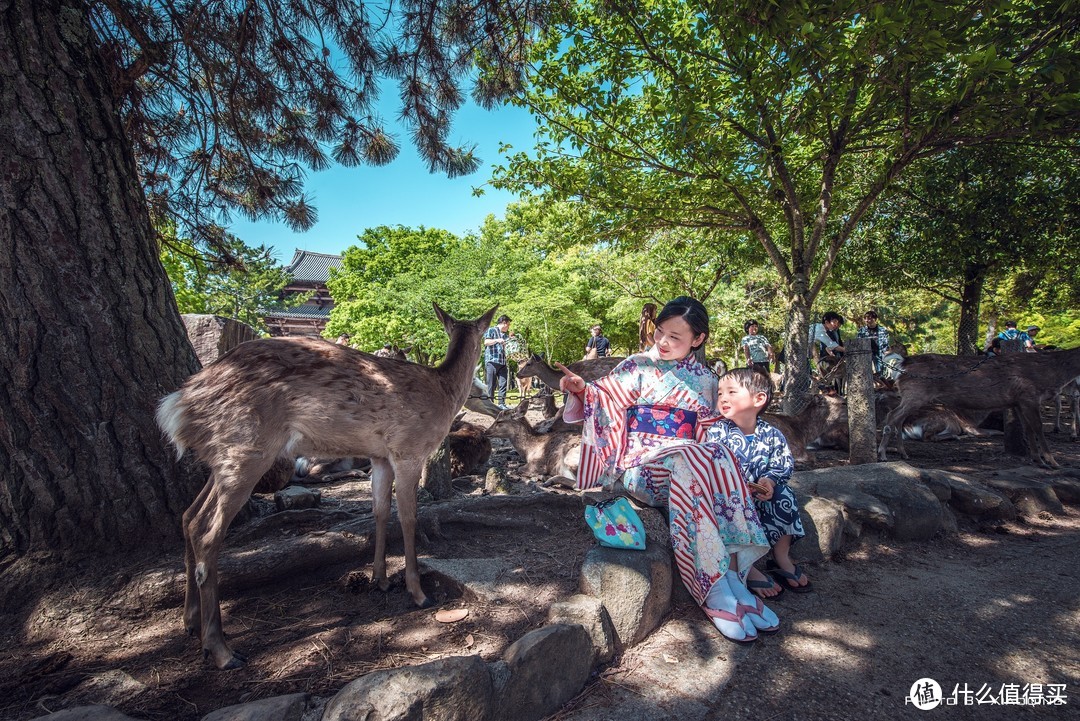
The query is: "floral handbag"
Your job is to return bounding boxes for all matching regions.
[585,497,646,550]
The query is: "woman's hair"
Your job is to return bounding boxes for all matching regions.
[656,296,710,362]
[719,366,773,412]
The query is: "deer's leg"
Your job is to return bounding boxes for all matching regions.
[188,458,268,670]
[1071,393,1079,440]
[878,405,912,461]
[1054,393,1064,434]
[370,457,394,592]
[391,458,433,608]
[182,475,215,637]
[1016,403,1058,468]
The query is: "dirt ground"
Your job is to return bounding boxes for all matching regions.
[1,404,1078,721]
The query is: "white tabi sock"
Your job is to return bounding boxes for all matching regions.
[704,574,753,641]
[726,569,780,630]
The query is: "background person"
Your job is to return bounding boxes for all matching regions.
[483,314,512,408]
[857,310,890,375]
[584,324,611,358]
[639,303,658,352]
[739,319,774,375]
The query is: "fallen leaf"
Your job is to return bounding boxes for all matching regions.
[464,634,475,648]
[663,653,678,664]
[435,608,469,623]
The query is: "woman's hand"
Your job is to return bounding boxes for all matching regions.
[555,361,586,394]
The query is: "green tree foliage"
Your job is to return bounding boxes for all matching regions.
[494,0,1080,405]
[160,229,303,333]
[840,143,1080,354]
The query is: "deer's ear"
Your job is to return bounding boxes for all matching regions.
[478,306,498,329]
[433,303,454,333]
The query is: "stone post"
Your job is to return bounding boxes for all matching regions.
[999,338,1027,456]
[844,336,877,464]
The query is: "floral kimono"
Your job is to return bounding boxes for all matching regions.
[564,350,769,606]
[706,417,805,547]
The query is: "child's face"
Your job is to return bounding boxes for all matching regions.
[747,324,758,335]
[653,316,705,361]
[717,377,767,421]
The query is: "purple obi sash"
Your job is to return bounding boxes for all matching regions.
[627,405,697,439]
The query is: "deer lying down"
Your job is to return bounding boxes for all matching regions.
[878,347,1080,467]
[156,303,496,669]
[485,400,582,479]
[762,392,847,464]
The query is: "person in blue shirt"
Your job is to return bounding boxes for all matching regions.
[483,314,512,408]
[996,320,1033,351]
[585,324,612,358]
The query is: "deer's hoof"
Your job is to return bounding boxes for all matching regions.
[416,595,435,610]
[204,647,247,670]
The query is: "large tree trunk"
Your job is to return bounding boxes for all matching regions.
[0,0,203,558]
[956,261,985,356]
[780,290,813,414]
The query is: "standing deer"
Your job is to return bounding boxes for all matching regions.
[515,353,625,388]
[156,303,496,669]
[1054,375,1080,440]
[877,347,1080,467]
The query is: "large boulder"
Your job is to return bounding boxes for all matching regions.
[181,313,260,366]
[791,462,943,541]
[201,693,311,721]
[322,655,494,721]
[920,469,1016,520]
[491,624,593,721]
[579,542,672,647]
[547,593,617,665]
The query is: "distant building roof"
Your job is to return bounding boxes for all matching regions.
[263,305,332,320]
[285,250,342,284]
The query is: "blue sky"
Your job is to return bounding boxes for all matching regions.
[229,99,541,265]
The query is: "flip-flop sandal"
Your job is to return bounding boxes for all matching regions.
[770,564,814,593]
[747,576,785,601]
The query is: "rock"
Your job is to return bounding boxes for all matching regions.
[201,693,310,721]
[792,462,943,541]
[917,470,953,502]
[547,594,616,664]
[980,472,1064,517]
[484,467,513,495]
[28,707,141,721]
[420,557,529,604]
[922,470,1016,520]
[1047,475,1080,505]
[181,314,259,366]
[797,496,846,561]
[940,506,959,534]
[579,543,672,647]
[491,624,593,721]
[274,486,321,511]
[322,655,494,721]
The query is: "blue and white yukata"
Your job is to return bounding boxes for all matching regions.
[564,350,769,607]
[705,418,805,547]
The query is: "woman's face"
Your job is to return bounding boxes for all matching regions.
[653,316,705,361]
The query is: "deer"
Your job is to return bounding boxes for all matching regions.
[485,399,582,479]
[515,354,624,425]
[762,392,847,464]
[156,303,496,669]
[877,346,1080,467]
[1053,376,1079,440]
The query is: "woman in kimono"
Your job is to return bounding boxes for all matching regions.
[558,297,776,643]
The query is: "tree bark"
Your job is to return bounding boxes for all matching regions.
[0,0,203,558]
[780,292,813,414]
[956,261,985,356]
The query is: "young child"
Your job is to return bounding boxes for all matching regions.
[706,367,812,596]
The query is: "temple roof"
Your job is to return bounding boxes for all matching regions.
[284,250,343,284]
[264,305,332,320]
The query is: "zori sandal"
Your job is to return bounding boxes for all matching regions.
[770,564,813,593]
